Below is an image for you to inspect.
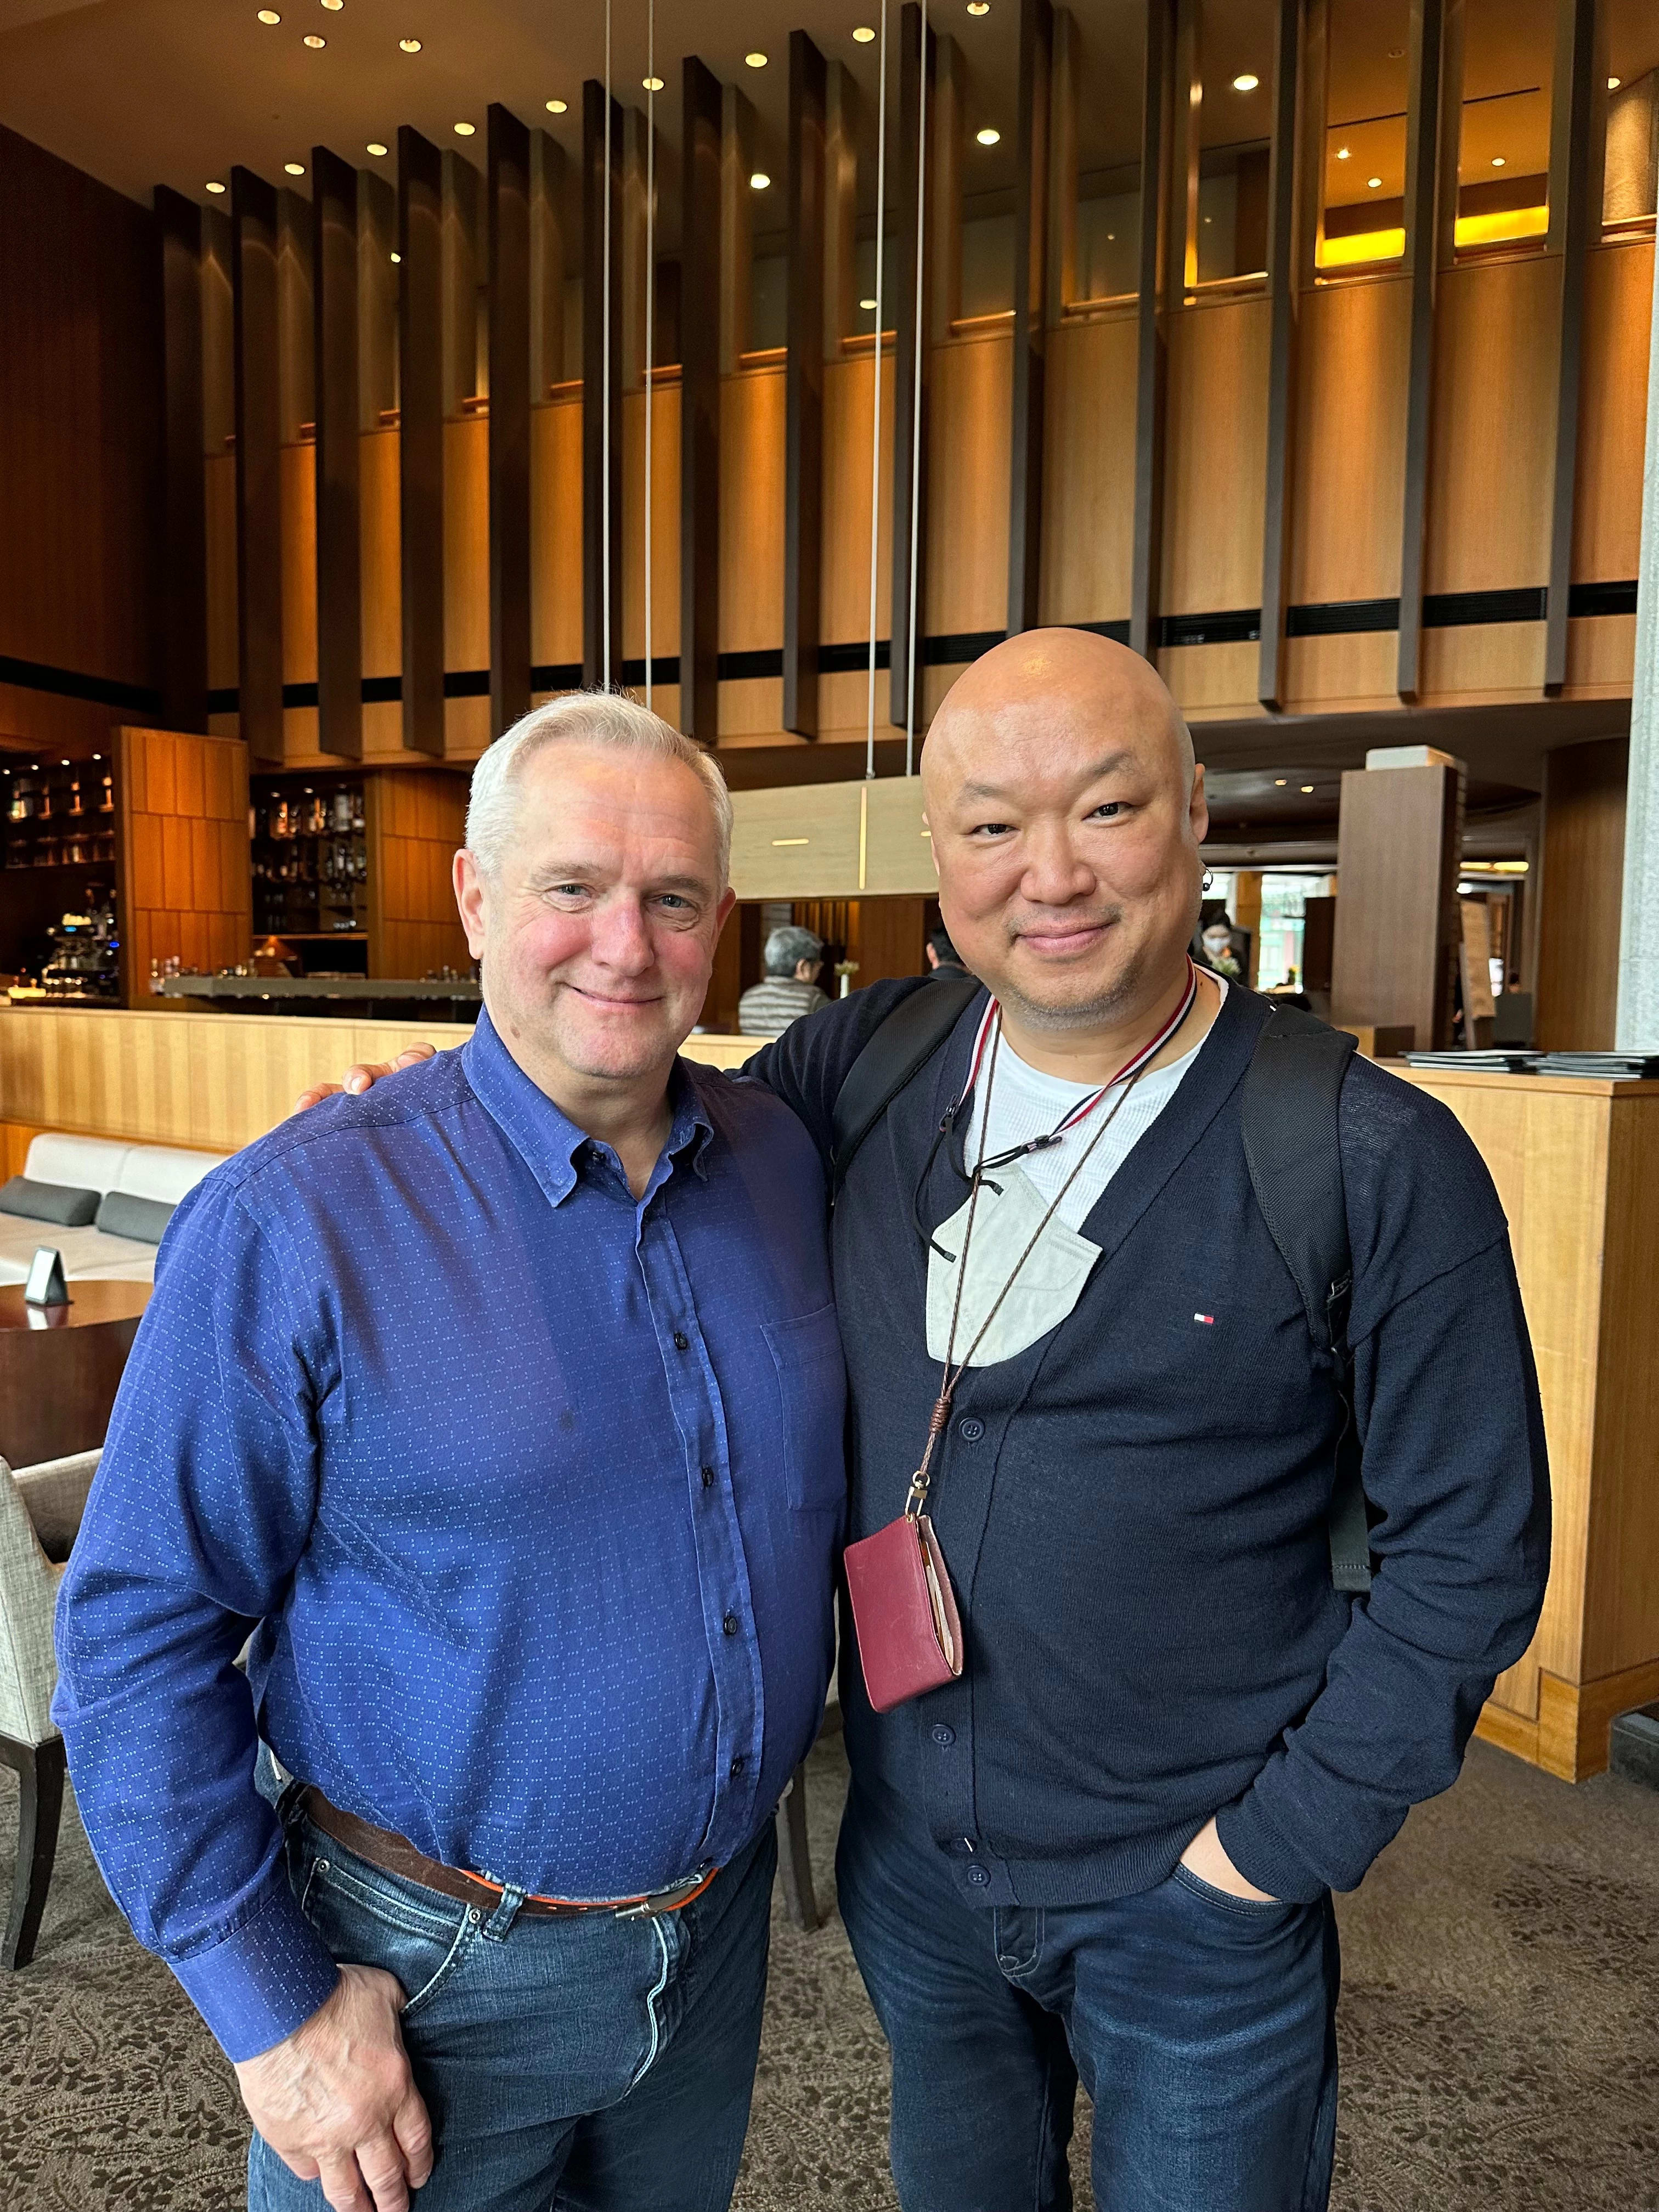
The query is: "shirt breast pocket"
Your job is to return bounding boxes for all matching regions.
[761,1302,848,1514]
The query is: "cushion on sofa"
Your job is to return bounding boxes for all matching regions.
[0,1175,101,1227]
[94,1190,176,1245]
[114,1144,221,1207]
[24,1133,132,1196]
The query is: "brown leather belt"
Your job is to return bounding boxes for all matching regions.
[298,1786,718,1920]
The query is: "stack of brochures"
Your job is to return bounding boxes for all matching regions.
[1537,1052,1659,1079]
[1402,1049,1544,1072]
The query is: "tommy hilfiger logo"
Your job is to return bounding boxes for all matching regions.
[1193,1313,1215,1326]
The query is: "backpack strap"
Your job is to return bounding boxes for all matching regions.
[1240,1004,1373,1594]
[831,977,983,1197]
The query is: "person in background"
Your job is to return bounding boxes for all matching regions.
[737,924,830,1039]
[1195,899,1245,981]
[924,926,970,981]
[56,696,845,2212]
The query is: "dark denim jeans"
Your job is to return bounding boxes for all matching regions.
[837,1788,1339,2212]
[248,1795,775,2212]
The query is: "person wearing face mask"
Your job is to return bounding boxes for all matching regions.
[1195,900,1245,981]
[295,632,1548,2212]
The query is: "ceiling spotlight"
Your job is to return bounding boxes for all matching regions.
[1232,72,1260,91]
[454,121,476,136]
[390,251,402,263]
[206,180,227,194]
[546,98,567,114]
[1608,75,1621,91]
[976,126,1001,145]
[744,50,768,67]
[643,75,664,92]
[853,24,876,40]
[1274,778,1287,786]
[303,31,325,46]
[967,2,991,13]
[321,0,343,10]
[1300,784,1314,794]
[750,170,771,189]
[1335,145,1350,160]
[284,160,306,175]
[399,35,421,52]
[1367,174,1382,188]
[1492,155,1505,167]
[859,295,879,309]
[257,8,280,21]
[367,142,388,157]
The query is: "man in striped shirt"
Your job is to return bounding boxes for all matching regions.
[736,925,830,1039]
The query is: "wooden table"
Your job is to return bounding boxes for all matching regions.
[0,1280,150,1470]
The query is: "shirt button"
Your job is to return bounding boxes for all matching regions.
[673,1330,689,1351]
[930,1724,955,1747]
[967,1865,991,1888]
[730,1756,746,1778]
[701,1465,715,1488]
[958,1417,985,1442]
[723,1611,739,1637]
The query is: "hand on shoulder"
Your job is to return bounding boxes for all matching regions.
[294,1045,437,1116]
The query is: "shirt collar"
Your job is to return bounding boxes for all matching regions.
[462,1004,716,1209]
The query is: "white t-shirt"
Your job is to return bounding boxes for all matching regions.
[926,978,1227,1365]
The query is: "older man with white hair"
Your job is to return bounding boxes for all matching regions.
[55,696,847,2212]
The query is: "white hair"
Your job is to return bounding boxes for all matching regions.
[464,692,733,885]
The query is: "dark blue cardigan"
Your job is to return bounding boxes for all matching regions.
[749,979,1550,1905]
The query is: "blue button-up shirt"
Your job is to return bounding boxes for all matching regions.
[54,1011,845,2061]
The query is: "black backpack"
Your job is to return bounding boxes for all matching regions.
[830,980,1372,1594]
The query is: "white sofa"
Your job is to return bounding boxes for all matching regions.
[0,1133,224,1286]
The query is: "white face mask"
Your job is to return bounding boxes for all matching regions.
[925,1163,1102,1368]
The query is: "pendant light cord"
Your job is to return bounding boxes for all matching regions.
[865,0,890,781]
[904,0,927,778]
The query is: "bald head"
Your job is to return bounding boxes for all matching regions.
[919,627,1209,1040]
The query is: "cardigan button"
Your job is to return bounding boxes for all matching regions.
[966,1864,991,1888]
[958,1417,985,1442]
[930,1724,955,1747]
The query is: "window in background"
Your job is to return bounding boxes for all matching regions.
[1454,0,1554,257]
[1256,874,1335,991]
[1604,0,1659,231]
[1194,0,1276,284]
[1316,0,1410,272]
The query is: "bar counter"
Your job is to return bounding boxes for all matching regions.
[2,1008,1651,1782]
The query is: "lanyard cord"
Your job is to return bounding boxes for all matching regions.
[905,965,1201,1517]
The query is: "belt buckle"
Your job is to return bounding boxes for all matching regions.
[615,1866,712,1919]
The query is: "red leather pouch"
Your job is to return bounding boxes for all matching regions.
[842,1512,966,1714]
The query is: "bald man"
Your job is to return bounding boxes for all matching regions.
[309,638,1548,2212]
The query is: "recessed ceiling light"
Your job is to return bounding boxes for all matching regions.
[1492,155,1505,167]
[1301,785,1314,794]
[745,50,768,67]
[399,35,421,52]
[859,295,879,309]
[321,0,343,10]
[284,161,306,175]
[750,170,771,189]
[642,75,664,92]
[390,251,402,263]
[367,142,388,157]
[1608,75,1621,90]
[206,179,227,194]
[1335,145,1350,160]
[546,98,567,114]
[454,121,476,136]
[257,8,280,21]
[1367,175,1382,188]
[1232,72,1260,91]
[853,24,876,40]
[967,2,990,13]
[303,32,325,47]
[1274,778,1287,786]
[976,126,1001,145]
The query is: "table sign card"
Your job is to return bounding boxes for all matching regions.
[24,1246,70,1308]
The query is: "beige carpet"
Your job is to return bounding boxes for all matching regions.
[4,1732,1657,2211]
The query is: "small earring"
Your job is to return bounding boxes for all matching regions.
[1201,868,1214,892]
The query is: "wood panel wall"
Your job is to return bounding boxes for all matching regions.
[1536,735,1628,1051]
[366,769,471,980]
[113,724,250,1001]
[0,126,161,748]
[1160,296,1272,618]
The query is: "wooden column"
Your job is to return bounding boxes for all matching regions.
[312,146,363,761]
[398,127,445,757]
[1130,0,1178,662]
[231,167,283,759]
[681,57,724,743]
[583,81,625,689]
[720,86,757,373]
[358,170,398,430]
[1256,0,1304,710]
[1008,0,1053,637]
[531,131,569,399]
[824,65,861,355]
[155,185,207,733]
[441,153,480,415]
[890,2,937,732]
[1330,761,1463,1051]
[785,32,827,737]
[489,103,533,738]
[1397,0,1460,703]
[1543,0,1602,695]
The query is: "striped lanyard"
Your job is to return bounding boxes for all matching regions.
[961,956,1201,1177]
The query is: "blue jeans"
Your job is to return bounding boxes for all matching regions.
[249,1796,776,2212]
[837,1789,1339,2212]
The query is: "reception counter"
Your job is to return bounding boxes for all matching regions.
[2,1009,1651,1781]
